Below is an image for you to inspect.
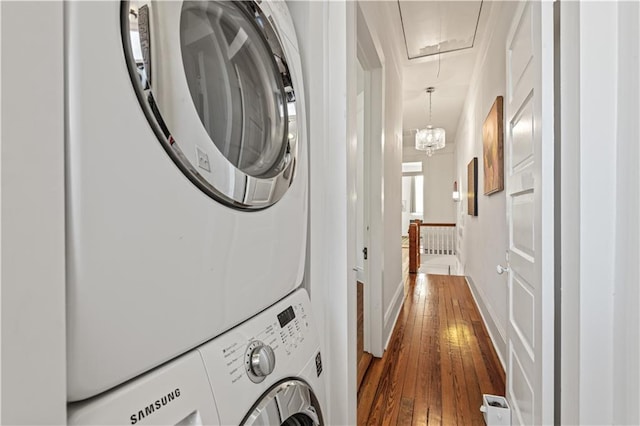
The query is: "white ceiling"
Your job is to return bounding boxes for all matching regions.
[398,1,483,59]
[402,51,477,146]
[400,1,494,148]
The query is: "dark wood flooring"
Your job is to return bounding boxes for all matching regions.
[357,248,505,425]
[358,280,373,389]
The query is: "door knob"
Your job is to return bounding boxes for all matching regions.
[496,264,509,275]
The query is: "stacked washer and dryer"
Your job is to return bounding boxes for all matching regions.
[66,1,325,424]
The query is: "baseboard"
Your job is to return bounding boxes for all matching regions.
[383,279,405,350]
[465,275,507,369]
[455,256,463,275]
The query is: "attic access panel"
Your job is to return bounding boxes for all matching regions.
[398,1,483,60]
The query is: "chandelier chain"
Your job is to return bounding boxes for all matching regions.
[429,89,432,125]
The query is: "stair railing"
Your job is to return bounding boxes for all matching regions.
[420,223,457,255]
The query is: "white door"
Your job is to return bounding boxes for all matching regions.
[503,2,554,425]
[356,59,369,286]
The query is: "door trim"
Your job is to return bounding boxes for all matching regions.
[356,4,384,357]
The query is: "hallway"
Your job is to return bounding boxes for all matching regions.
[357,249,505,425]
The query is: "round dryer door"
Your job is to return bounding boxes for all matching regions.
[122,1,299,209]
[241,379,324,426]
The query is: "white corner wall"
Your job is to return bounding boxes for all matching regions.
[612,4,640,424]
[287,2,355,424]
[453,2,518,363]
[1,2,67,423]
[566,2,640,424]
[288,1,404,423]
[357,1,405,351]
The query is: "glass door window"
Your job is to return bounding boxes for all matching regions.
[123,1,299,209]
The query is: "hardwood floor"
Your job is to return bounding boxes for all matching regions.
[358,280,373,389]
[357,248,505,425]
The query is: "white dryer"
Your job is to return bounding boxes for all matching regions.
[66,0,308,401]
[68,289,326,426]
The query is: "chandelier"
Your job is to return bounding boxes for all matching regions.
[415,87,445,156]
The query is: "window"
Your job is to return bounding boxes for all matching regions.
[402,161,422,174]
[402,162,423,215]
[412,175,423,214]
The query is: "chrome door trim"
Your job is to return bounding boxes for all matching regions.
[121,0,299,210]
[241,379,323,425]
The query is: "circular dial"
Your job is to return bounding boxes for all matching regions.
[251,345,276,377]
[245,341,276,383]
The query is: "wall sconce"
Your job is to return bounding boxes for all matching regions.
[452,181,461,202]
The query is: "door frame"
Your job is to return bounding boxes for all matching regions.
[355,57,370,352]
[355,4,384,358]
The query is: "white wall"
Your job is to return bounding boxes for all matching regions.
[560,2,640,425]
[403,142,456,224]
[424,153,455,223]
[453,1,517,363]
[548,2,639,424]
[612,4,640,424]
[0,2,67,423]
[577,4,617,424]
[558,2,580,422]
[288,2,356,424]
[401,176,411,235]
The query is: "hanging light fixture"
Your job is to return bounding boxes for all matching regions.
[415,87,446,156]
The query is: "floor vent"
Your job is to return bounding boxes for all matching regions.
[480,394,511,425]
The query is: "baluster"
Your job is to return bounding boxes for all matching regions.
[423,227,427,254]
[431,227,434,255]
[450,228,453,254]
[435,228,438,255]
[431,227,434,254]
[449,228,456,254]
[446,228,449,255]
[424,227,427,254]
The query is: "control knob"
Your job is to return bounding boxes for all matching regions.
[245,341,276,383]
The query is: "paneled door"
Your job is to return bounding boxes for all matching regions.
[503,2,554,424]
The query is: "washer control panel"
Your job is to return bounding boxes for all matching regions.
[277,301,308,355]
[198,290,322,426]
[210,294,313,387]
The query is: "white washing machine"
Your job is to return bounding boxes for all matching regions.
[66,0,308,402]
[68,351,222,425]
[68,289,326,425]
[199,288,326,425]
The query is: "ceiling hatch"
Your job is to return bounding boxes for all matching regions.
[398,1,483,60]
